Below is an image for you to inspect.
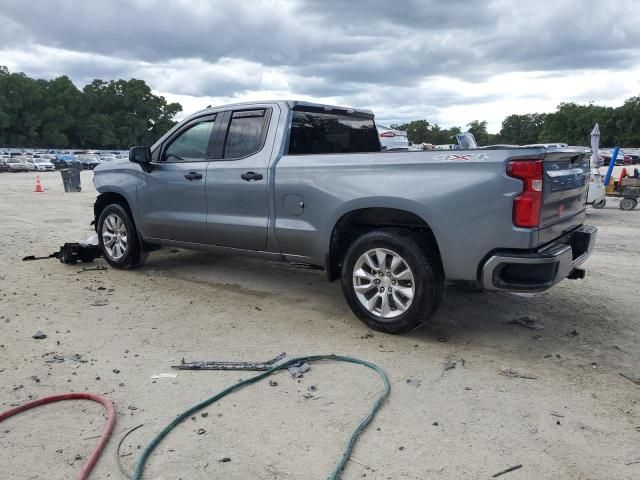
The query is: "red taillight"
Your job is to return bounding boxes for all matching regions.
[379,131,396,137]
[507,159,543,228]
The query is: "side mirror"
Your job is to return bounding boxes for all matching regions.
[129,146,151,164]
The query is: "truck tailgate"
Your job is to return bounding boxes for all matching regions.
[539,149,590,244]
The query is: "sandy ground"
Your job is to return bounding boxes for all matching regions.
[0,170,639,480]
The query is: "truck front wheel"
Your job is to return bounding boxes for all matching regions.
[340,230,444,334]
[97,203,147,269]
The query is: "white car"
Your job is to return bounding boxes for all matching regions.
[588,168,606,208]
[25,156,56,172]
[377,125,409,151]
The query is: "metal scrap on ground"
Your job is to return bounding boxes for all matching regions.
[492,464,523,477]
[173,352,287,371]
[498,368,538,380]
[619,373,640,385]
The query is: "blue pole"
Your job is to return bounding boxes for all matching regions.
[603,146,619,186]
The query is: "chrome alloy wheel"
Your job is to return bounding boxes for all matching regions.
[102,213,128,260]
[352,248,415,319]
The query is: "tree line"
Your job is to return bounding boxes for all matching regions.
[0,66,182,149]
[1,66,638,149]
[393,97,640,148]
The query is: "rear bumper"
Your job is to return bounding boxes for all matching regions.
[481,225,597,292]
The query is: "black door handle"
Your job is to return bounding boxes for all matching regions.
[241,171,263,181]
[184,172,203,181]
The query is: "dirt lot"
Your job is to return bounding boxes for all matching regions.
[1,170,639,479]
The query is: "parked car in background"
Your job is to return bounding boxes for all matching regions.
[602,150,633,166]
[524,143,568,148]
[617,154,632,166]
[377,125,409,151]
[79,154,102,170]
[5,158,30,172]
[25,155,56,172]
[434,144,457,150]
[99,154,117,162]
[624,152,639,164]
[53,153,82,169]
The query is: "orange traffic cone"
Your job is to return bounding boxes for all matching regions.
[34,175,44,193]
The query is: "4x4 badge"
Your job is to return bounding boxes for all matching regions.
[435,153,491,161]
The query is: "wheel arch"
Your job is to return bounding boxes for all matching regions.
[93,191,135,230]
[326,206,443,281]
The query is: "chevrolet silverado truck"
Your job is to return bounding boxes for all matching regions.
[93,101,596,333]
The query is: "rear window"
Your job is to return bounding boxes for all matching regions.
[223,109,269,159]
[288,109,380,155]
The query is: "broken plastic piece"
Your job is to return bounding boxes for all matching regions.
[151,373,178,380]
[288,362,310,378]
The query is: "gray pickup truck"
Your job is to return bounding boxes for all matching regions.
[93,101,596,333]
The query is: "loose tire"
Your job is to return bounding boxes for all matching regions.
[620,197,636,211]
[97,203,146,269]
[340,229,444,334]
[592,199,606,209]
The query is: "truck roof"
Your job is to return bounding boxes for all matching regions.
[193,100,374,119]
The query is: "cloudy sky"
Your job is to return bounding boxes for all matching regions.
[1,0,639,131]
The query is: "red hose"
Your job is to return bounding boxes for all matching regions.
[0,393,116,480]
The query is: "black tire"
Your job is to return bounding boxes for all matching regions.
[60,249,77,265]
[97,203,146,269]
[620,197,635,211]
[340,229,444,334]
[592,199,606,209]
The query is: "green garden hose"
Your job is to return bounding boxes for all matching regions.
[133,354,390,479]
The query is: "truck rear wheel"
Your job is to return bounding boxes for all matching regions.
[592,199,606,209]
[340,230,444,334]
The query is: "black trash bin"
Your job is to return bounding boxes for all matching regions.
[60,167,82,192]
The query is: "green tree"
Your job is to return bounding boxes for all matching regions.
[466,120,490,145]
[498,113,547,145]
[615,96,640,147]
[391,120,462,145]
[0,66,182,149]
[391,119,431,143]
[538,102,614,146]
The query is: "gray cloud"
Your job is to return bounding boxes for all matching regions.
[0,0,638,130]
[0,1,368,65]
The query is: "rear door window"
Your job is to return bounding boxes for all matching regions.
[288,109,380,155]
[223,109,269,159]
